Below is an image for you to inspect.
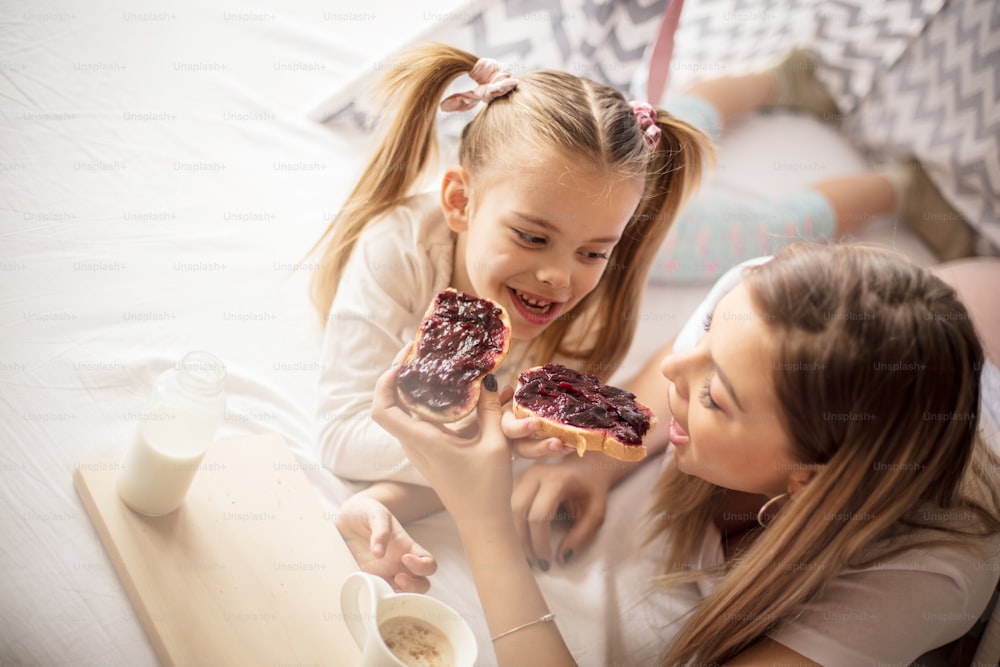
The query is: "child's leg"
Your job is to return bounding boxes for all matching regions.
[648,172,898,285]
[669,72,772,140]
[664,49,837,138]
[811,173,895,236]
[649,185,836,285]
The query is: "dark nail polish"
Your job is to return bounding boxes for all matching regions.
[538,559,550,572]
[483,374,498,392]
[562,549,573,564]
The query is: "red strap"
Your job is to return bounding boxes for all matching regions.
[646,0,685,105]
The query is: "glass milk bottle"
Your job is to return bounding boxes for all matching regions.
[117,351,227,516]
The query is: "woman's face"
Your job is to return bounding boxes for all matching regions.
[446,153,644,340]
[660,283,803,497]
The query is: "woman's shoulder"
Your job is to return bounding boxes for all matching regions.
[855,520,1000,580]
[763,524,1000,666]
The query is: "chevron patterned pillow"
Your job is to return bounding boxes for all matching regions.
[656,0,997,234]
[310,0,670,141]
[843,0,1000,232]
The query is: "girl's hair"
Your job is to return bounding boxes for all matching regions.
[650,242,1000,666]
[308,43,713,377]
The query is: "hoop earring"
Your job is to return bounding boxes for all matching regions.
[757,493,790,528]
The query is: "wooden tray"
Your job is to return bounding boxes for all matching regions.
[74,432,361,666]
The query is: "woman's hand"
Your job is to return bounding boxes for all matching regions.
[512,453,630,568]
[451,384,575,460]
[499,397,577,460]
[370,348,514,523]
[333,492,437,593]
[506,340,674,567]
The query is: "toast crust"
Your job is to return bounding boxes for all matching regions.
[396,289,511,424]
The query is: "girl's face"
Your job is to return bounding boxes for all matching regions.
[660,283,804,497]
[444,153,644,340]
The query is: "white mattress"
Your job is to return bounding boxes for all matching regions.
[0,1,943,665]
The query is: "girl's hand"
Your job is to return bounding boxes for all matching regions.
[371,350,514,522]
[334,493,437,593]
[512,453,623,568]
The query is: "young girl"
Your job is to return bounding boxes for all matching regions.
[310,42,711,577]
[368,242,1000,665]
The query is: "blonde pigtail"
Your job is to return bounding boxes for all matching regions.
[308,44,479,320]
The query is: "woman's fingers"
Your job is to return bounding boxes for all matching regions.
[371,360,454,448]
[525,481,571,568]
[475,376,505,435]
[510,471,570,568]
[390,342,413,366]
[514,437,575,459]
[501,409,541,440]
[555,497,606,566]
[371,355,406,419]
[374,353,499,451]
[502,406,576,459]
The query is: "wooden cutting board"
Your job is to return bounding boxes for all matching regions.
[74,432,362,666]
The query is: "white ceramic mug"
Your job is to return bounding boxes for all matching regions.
[340,571,477,667]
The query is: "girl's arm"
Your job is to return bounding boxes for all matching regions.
[359,480,443,522]
[334,490,438,593]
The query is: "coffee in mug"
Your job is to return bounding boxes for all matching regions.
[379,615,455,667]
[339,571,477,667]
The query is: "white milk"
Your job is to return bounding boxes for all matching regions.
[117,351,227,516]
[117,406,215,516]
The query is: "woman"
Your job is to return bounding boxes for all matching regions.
[366,242,1000,665]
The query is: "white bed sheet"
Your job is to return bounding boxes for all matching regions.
[0,2,942,665]
[0,1,471,663]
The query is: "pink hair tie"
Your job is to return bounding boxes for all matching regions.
[440,58,518,112]
[629,101,661,150]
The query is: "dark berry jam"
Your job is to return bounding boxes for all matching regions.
[396,290,508,411]
[514,364,650,445]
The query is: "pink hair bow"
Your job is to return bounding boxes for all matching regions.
[629,101,661,150]
[440,58,518,112]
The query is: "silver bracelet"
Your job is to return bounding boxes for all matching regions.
[490,612,556,642]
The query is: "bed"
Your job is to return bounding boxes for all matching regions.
[2,1,996,665]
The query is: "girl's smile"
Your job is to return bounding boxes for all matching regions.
[507,286,563,325]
